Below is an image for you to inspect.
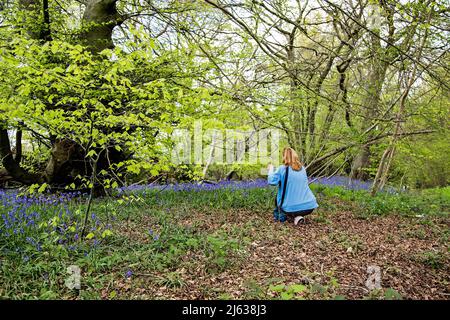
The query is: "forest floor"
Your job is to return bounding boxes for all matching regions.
[1,185,449,300]
[109,198,449,300]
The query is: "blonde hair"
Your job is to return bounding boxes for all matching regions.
[282,147,302,171]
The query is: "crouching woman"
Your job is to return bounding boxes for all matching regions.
[268,147,318,225]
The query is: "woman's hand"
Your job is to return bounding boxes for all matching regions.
[267,163,274,173]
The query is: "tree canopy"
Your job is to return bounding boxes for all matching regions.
[0,0,448,193]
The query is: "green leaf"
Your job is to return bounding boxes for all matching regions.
[101,230,113,238]
[38,183,48,194]
[85,233,95,240]
[86,150,97,158]
[269,284,285,292]
[384,288,402,300]
[280,292,293,300]
[289,284,307,293]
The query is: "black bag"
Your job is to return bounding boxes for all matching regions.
[273,165,289,221]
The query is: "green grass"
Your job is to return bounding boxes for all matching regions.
[415,250,447,270]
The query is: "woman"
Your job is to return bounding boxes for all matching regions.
[267,147,318,225]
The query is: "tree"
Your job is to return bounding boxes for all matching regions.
[203,0,449,183]
[0,0,210,190]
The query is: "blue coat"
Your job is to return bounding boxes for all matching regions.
[268,165,318,212]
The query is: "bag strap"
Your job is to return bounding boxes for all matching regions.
[277,165,289,211]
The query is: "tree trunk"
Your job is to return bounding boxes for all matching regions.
[350,144,371,180]
[0,127,44,184]
[2,1,127,189]
[0,1,47,185]
[14,124,23,164]
[350,32,389,180]
[80,0,121,53]
[370,9,430,194]
[349,1,400,180]
[44,139,86,184]
[44,0,125,187]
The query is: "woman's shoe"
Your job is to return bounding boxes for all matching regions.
[294,216,305,225]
